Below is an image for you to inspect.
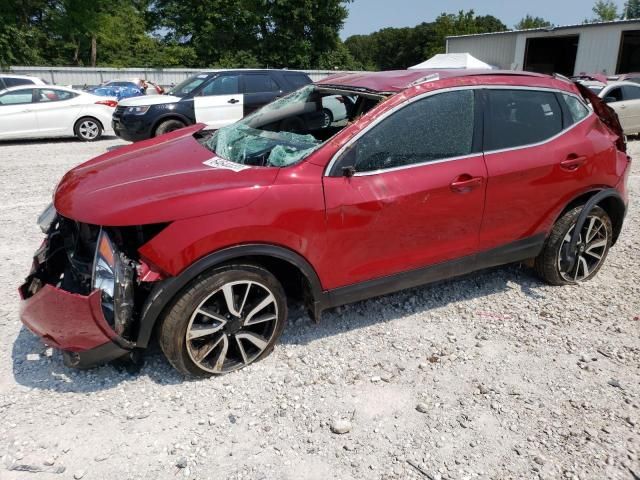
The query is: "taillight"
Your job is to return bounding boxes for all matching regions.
[95,99,118,108]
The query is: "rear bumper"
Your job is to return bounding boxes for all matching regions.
[19,284,130,367]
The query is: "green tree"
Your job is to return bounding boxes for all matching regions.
[515,15,552,29]
[623,0,640,18]
[590,0,619,22]
[151,0,352,69]
[317,42,361,70]
[425,10,507,58]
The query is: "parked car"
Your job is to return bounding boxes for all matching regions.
[0,74,48,89]
[0,85,116,141]
[595,81,640,135]
[112,69,312,142]
[608,73,640,84]
[20,70,630,376]
[87,80,144,101]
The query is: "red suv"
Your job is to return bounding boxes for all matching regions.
[20,70,631,376]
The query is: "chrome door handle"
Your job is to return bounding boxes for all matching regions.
[228,99,239,104]
[450,175,483,193]
[560,155,587,171]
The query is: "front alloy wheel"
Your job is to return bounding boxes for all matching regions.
[159,265,287,376]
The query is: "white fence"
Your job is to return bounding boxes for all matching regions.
[7,66,358,87]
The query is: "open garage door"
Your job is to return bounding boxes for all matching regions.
[524,35,579,76]
[617,30,640,73]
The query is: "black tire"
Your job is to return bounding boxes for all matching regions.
[154,119,186,137]
[535,205,612,285]
[74,117,103,141]
[321,108,333,128]
[158,264,287,377]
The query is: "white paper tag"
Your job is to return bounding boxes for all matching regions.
[203,156,251,172]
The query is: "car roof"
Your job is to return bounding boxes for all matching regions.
[603,80,640,88]
[193,69,309,75]
[316,69,575,94]
[0,85,83,94]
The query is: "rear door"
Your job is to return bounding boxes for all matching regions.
[479,88,605,250]
[32,88,82,135]
[241,73,282,116]
[193,74,243,129]
[0,88,39,139]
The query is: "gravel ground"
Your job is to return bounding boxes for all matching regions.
[0,136,638,480]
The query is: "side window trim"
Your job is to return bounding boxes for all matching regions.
[482,87,593,156]
[0,88,36,106]
[327,86,481,177]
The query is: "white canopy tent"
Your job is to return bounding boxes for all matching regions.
[409,53,494,70]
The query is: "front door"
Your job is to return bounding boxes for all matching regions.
[193,74,244,129]
[0,88,38,140]
[322,89,487,289]
[32,88,83,135]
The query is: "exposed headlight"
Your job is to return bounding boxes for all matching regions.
[37,203,57,234]
[125,105,150,115]
[92,230,134,336]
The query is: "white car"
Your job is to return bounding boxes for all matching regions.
[0,85,117,141]
[594,81,640,135]
[0,74,48,90]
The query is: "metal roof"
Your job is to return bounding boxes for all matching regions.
[446,18,640,40]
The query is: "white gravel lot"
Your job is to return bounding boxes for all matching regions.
[0,136,638,480]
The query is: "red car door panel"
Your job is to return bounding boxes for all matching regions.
[480,89,620,251]
[323,157,487,289]
[321,88,486,290]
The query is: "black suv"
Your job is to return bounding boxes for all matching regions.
[112,69,312,141]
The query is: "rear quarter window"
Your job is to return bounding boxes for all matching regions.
[561,94,590,125]
[484,89,563,151]
[285,73,312,89]
[4,77,34,87]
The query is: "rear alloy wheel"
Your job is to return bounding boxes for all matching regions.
[535,205,612,285]
[159,265,287,376]
[74,117,103,141]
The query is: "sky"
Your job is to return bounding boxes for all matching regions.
[341,0,627,38]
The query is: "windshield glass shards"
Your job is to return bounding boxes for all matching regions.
[205,84,385,168]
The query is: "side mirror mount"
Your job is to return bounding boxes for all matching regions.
[342,166,356,178]
[603,96,617,104]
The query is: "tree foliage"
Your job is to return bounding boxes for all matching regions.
[0,0,354,69]
[515,15,552,30]
[587,0,619,22]
[623,0,640,18]
[345,10,507,71]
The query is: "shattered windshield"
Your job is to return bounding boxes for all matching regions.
[205,85,383,167]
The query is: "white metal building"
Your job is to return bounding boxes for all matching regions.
[446,19,640,76]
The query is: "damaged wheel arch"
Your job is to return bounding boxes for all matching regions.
[135,243,325,348]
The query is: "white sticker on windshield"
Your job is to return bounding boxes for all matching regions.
[203,156,251,172]
[197,74,208,78]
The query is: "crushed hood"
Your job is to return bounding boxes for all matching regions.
[54,124,279,226]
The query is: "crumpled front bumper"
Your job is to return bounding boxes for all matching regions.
[19,283,130,368]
